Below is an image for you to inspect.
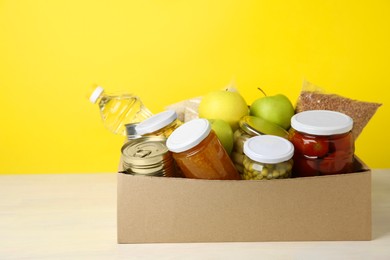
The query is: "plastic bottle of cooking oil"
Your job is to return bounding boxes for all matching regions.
[89,86,153,136]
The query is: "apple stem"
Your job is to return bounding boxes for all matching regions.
[257,87,267,97]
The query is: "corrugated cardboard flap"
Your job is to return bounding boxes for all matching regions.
[117,157,371,243]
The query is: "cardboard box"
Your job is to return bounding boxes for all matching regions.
[117,158,371,243]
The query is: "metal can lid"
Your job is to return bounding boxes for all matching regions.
[291,110,353,136]
[244,135,294,164]
[121,136,169,167]
[239,116,288,138]
[135,110,177,135]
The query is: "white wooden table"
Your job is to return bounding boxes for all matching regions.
[1,170,389,259]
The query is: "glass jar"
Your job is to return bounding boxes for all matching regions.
[135,109,182,138]
[242,135,294,180]
[289,110,354,177]
[232,116,289,173]
[166,118,240,180]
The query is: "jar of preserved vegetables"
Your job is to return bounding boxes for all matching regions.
[135,109,182,138]
[243,135,294,180]
[289,110,354,177]
[232,116,289,173]
[166,118,240,180]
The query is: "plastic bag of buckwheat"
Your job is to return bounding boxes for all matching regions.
[295,80,382,140]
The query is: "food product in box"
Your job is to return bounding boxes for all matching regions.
[242,135,294,180]
[166,119,240,180]
[296,80,382,140]
[232,116,289,173]
[135,110,182,138]
[290,110,355,177]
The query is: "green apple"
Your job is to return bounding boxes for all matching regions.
[250,93,295,130]
[199,89,249,130]
[209,119,234,155]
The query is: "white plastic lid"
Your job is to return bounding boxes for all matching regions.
[89,86,104,103]
[291,110,353,136]
[166,118,211,153]
[244,135,294,164]
[135,110,178,135]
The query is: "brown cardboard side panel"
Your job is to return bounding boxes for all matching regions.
[117,171,371,243]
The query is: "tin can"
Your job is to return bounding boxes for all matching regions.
[121,136,175,177]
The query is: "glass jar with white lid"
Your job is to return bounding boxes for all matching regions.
[243,135,294,180]
[166,118,240,180]
[135,109,182,138]
[289,110,354,177]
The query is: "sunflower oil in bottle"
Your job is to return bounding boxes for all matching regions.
[89,86,153,136]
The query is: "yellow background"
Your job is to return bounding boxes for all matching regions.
[0,0,388,173]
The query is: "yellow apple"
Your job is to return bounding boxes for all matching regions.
[198,89,249,130]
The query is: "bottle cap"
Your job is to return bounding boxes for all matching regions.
[89,86,104,103]
[244,135,294,164]
[166,118,211,153]
[135,110,177,135]
[291,110,353,136]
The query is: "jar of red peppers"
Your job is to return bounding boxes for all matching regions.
[166,118,240,180]
[289,110,355,177]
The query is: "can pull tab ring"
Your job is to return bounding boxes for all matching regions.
[134,149,152,158]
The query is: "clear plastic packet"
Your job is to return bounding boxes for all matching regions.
[295,80,382,140]
[165,97,202,123]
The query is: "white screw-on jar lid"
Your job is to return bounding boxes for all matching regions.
[166,118,211,153]
[291,110,353,136]
[89,86,104,103]
[244,135,294,164]
[135,110,177,135]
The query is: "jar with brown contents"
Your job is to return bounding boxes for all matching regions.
[166,119,240,180]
